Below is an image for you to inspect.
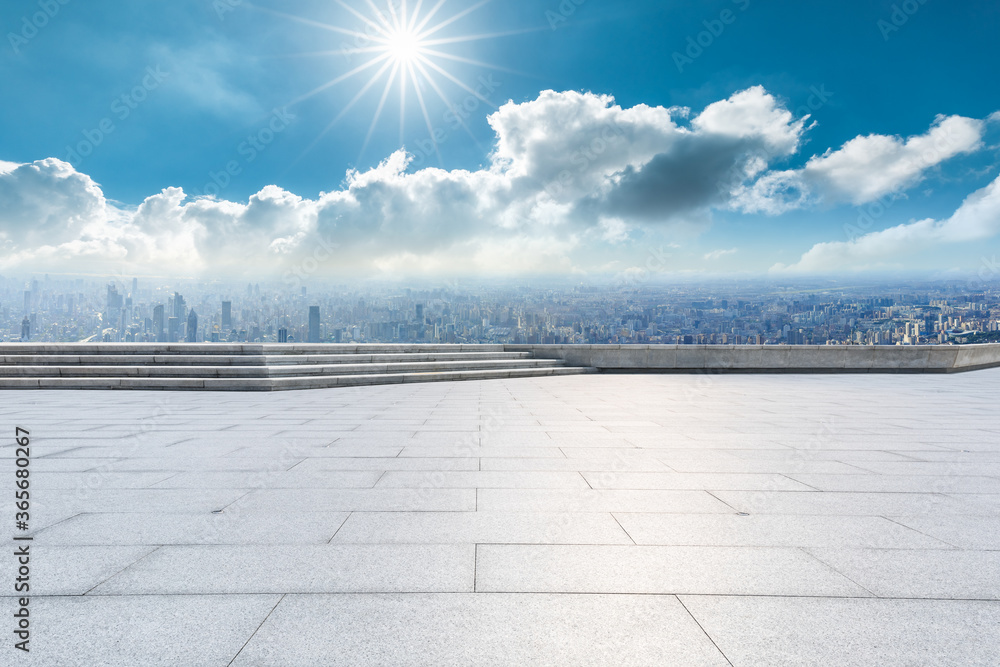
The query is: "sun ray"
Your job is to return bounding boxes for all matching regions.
[251,6,371,40]
[416,53,497,108]
[410,71,444,166]
[288,52,392,107]
[412,0,449,35]
[362,0,396,33]
[420,27,551,47]
[361,61,402,161]
[411,58,485,152]
[417,0,491,41]
[274,0,511,166]
[267,47,385,60]
[418,48,529,76]
[331,58,397,125]
[335,0,392,39]
[292,57,397,168]
[389,0,404,32]
[407,0,425,32]
[399,59,408,146]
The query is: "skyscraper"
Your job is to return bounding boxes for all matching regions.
[172,292,186,320]
[278,327,288,343]
[20,317,30,341]
[186,310,198,342]
[308,306,321,343]
[222,301,232,330]
[167,317,180,343]
[153,305,165,342]
[107,283,124,311]
[151,306,166,343]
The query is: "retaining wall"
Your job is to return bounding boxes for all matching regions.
[505,344,1000,374]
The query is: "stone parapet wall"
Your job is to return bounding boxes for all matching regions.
[504,344,1000,374]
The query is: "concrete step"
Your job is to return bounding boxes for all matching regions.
[0,343,508,356]
[0,344,594,391]
[0,366,597,391]
[0,377,273,391]
[268,366,598,391]
[0,344,263,356]
[0,359,566,378]
[0,366,271,378]
[0,355,269,367]
[0,352,532,366]
[264,352,534,365]
[267,359,566,377]
[259,344,506,355]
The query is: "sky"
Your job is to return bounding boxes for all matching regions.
[1,0,999,281]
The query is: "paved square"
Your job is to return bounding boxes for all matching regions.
[3,371,999,665]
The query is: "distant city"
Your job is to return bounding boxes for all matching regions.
[4,275,1000,346]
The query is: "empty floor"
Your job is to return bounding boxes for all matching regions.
[2,371,999,665]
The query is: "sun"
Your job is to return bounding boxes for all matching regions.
[263,0,528,166]
[384,27,423,64]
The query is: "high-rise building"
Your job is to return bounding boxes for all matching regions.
[153,305,165,342]
[186,310,198,343]
[416,304,424,322]
[107,283,124,311]
[172,292,186,320]
[167,317,180,343]
[308,306,321,343]
[278,327,289,343]
[20,317,31,341]
[222,301,232,330]
[23,290,30,315]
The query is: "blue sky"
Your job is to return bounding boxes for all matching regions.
[1,0,999,279]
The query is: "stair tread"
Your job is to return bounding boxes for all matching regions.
[0,367,597,391]
[0,359,566,377]
[0,346,593,391]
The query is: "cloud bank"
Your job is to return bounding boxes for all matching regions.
[735,115,986,214]
[773,174,1000,274]
[0,86,808,278]
[0,86,994,279]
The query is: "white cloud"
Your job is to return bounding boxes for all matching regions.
[4,87,991,279]
[0,88,810,278]
[0,159,115,247]
[490,86,806,224]
[704,248,738,260]
[773,174,1000,274]
[737,114,987,213]
[692,87,805,156]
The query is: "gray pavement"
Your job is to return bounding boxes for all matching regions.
[2,371,1000,665]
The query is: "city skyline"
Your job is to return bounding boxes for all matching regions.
[1,1,999,279]
[6,274,999,347]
